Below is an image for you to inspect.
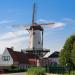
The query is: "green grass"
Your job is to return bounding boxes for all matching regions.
[59,71,75,75]
[27,67,46,75]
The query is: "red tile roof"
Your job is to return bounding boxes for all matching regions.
[7,48,39,65]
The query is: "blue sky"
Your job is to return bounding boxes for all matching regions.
[0,0,75,54]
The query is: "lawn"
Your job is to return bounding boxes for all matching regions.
[59,71,75,75]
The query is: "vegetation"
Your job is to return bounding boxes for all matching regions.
[59,34,75,69]
[60,71,75,75]
[27,67,46,75]
[71,42,75,66]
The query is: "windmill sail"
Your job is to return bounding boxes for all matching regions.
[32,3,36,25]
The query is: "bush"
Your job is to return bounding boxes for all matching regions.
[27,67,46,75]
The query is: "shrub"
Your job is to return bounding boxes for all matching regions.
[27,67,46,75]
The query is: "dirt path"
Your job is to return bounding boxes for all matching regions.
[46,73,58,75]
[1,72,58,75]
[1,72,26,75]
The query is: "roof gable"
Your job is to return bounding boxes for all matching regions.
[48,51,59,58]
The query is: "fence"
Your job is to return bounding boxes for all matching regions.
[45,66,75,75]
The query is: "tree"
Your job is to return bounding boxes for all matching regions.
[59,49,67,66]
[71,42,75,65]
[59,34,75,68]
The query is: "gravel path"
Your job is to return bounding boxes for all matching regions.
[1,72,27,75]
[46,73,58,75]
[1,72,58,75]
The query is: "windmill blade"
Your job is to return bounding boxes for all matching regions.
[32,2,36,25]
[39,22,64,29]
[12,24,31,30]
[39,23,55,25]
[38,22,55,28]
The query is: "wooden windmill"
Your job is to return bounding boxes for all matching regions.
[14,3,55,57]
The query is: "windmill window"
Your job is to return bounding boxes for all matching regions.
[33,32,35,35]
[38,41,40,44]
[33,47,35,50]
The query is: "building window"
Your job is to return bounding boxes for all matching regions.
[33,47,35,50]
[38,41,40,44]
[2,56,10,61]
[33,32,35,35]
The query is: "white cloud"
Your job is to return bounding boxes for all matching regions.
[39,18,75,29]
[37,19,65,29]
[0,20,12,24]
[37,19,54,23]
[63,18,75,24]
[0,30,28,40]
[37,19,49,23]
[51,22,65,29]
[0,30,28,54]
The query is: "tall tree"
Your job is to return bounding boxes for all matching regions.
[59,34,75,67]
[71,42,75,65]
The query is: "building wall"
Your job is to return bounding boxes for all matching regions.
[49,58,59,64]
[40,58,50,66]
[29,30,43,50]
[0,48,13,66]
[18,64,28,70]
[40,58,59,66]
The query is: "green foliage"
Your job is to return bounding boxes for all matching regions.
[27,67,46,75]
[59,49,66,66]
[71,42,75,65]
[59,34,75,68]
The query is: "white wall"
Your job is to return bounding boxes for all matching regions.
[0,55,2,66]
[29,30,43,50]
[0,48,13,66]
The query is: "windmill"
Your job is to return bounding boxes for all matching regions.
[14,3,55,57]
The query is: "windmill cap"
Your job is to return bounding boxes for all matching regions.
[29,24,43,30]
